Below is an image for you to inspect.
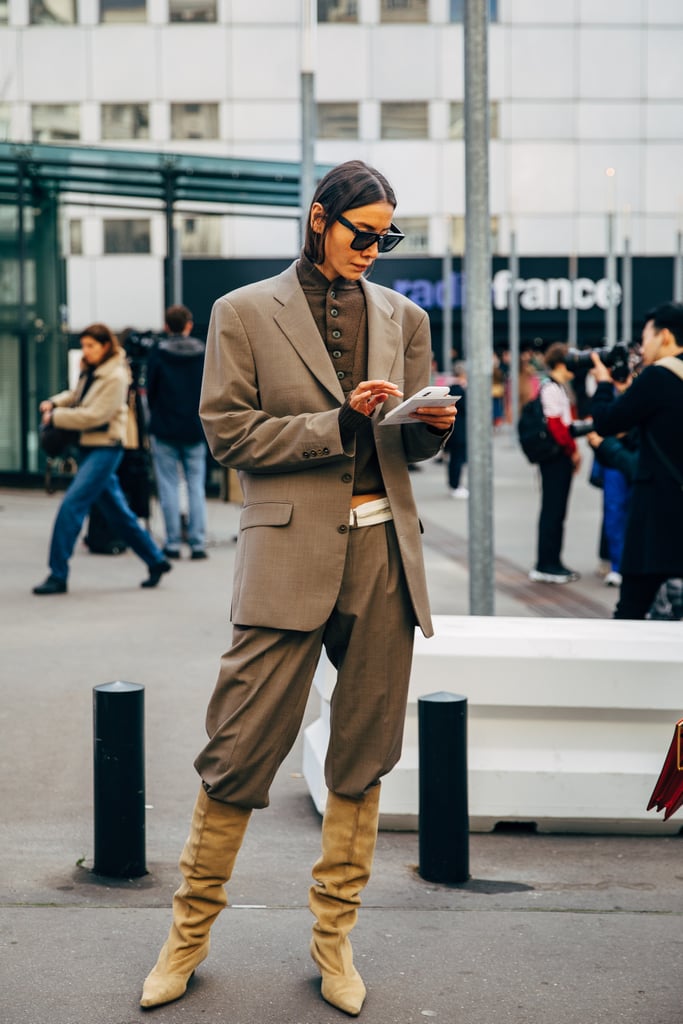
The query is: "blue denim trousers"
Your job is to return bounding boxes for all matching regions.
[150,437,207,552]
[48,445,164,581]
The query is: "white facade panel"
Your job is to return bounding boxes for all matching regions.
[229,27,300,100]
[577,102,642,140]
[223,215,298,259]
[316,27,370,100]
[501,0,576,25]
[507,142,577,215]
[578,28,643,100]
[646,29,683,100]
[92,257,164,331]
[0,35,19,100]
[578,0,644,24]
[505,215,579,258]
[504,101,577,140]
[438,26,464,99]
[441,143,466,214]
[21,29,87,102]
[644,144,683,215]
[576,143,642,214]
[645,102,683,139]
[160,27,230,100]
[370,142,439,215]
[91,28,160,102]
[369,27,437,100]
[508,27,576,100]
[645,0,683,24]
[231,101,300,143]
[644,217,682,256]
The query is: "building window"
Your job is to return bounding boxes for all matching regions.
[179,216,221,256]
[169,0,216,22]
[380,0,427,23]
[69,219,83,256]
[317,102,359,140]
[101,103,150,141]
[32,104,80,143]
[0,0,7,24]
[450,0,498,21]
[396,217,429,254]
[450,215,499,255]
[449,101,499,139]
[103,219,151,254]
[318,0,357,21]
[100,0,146,23]
[30,0,76,23]
[380,101,428,140]
[171,103,219,140]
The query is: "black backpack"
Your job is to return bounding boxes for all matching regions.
[518,386,560,464]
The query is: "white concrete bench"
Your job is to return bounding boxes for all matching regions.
[303,615,683,834]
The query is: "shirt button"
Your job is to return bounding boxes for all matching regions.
[332,330,341,339]
[342,473,352,483]
[330,308,339,317]
[330,290,336,299]
[337,370,345,380]
[332,350,342,358]
[338,524,348,534]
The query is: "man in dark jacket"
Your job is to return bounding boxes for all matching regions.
[147,305,208,560]
[591,300,683,618]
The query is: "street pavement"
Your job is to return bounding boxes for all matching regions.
[1,430,681,1024]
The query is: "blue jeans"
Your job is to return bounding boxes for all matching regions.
[150,437,207,552]
[48,446,165,581]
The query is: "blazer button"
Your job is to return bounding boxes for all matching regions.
[330,308,339,317]
[338,524,348,534]
[322,447,329,455]
[303,450,310,458]
[332,330,341,339]
[342,473,352,483]
[337,370,345,379]
[332,349,342,358]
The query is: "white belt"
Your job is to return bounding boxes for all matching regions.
[349,496,393,528]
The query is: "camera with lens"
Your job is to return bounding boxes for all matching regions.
[121,328,163,360]
[565,340,636,384]
[569,419,594,439]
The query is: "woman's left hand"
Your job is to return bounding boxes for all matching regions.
[410,404,457,432]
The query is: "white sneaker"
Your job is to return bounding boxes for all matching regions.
[450,487,469,499]
[604,571,622,587]
[529,568,579,584]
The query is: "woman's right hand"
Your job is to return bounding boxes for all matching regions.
[39,400,54,414]
[348,380,403,417]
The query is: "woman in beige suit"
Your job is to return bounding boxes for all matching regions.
[141,161,456,1016]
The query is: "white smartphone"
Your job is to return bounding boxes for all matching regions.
[379,386,460,426]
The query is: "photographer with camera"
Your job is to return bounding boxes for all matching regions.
[529,342,582,584]
[591,300,683,619]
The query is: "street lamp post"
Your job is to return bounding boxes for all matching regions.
[300,0,317,247]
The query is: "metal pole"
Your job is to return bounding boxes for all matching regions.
[164,167,176,308]
[622,235,632,341]
[418,692,469,884]
[508,230,520,436]
[442,247,453,373]
[605,211,617,347]
[568,253,578,349]
[93,681,146,878]
[300,0,317,248]
[674,231,683,303]
[464,0,494,616]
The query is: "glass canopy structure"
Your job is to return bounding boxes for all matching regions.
[0,141,322,479]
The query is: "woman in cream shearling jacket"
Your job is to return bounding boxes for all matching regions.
[33,323,171,595]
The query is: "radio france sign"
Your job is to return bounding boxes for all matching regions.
[391,269,622,312]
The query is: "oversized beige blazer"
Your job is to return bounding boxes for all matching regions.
[200,261,446,636]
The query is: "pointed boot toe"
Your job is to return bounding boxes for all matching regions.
[140,941,207,1008]
[313,941,366,1016]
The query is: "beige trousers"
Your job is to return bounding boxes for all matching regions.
[194,520,416,808]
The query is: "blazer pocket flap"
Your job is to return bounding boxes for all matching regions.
[240,501,293,530]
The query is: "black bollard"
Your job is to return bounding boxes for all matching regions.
[93,681,146,878]
[418,691,469,884]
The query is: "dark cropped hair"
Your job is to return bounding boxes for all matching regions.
[303,160,397,266]
[165,304,193,334]
[643,301,683,349]
[543,342,569,371]
[79,322,120,362]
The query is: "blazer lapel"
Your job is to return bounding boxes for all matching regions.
[362,278,403,382]
[273,263,345,403]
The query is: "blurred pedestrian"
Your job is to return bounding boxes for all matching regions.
[33,323,171,595]
[139,159,456,1016]
[446,360,468,497]
[147,304,208,560]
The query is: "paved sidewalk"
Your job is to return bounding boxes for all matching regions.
[1,434,681,1024]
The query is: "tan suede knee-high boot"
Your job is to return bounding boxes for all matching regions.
[140,786,251,1009]
[309,785,381,1017]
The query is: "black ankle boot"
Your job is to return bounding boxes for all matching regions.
[141,560,172,589]
[33,575,67,595]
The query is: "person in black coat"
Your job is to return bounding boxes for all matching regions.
[591,300,683,619]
